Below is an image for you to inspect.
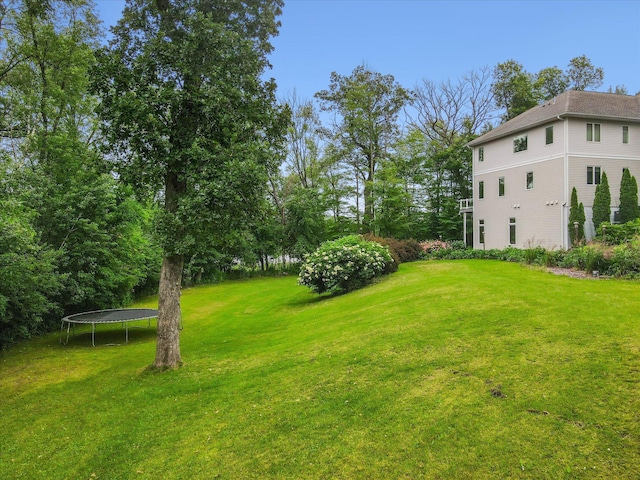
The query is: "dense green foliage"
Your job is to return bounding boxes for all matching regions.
[2,262,639,478]
[0,200,61,345]
[0,0,619,352]
[597,219,640,244]
[619,168,639,224]
[298,235,395,295]
[492,56,606,120]
[419,236,640,279]
[592,171,611,229]
[0,1,157,348]
[568,187,585,245]
[362,234,423,264]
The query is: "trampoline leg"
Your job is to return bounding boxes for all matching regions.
[126,322,129,344]
[92,323,96,347]
[61,321,72,345]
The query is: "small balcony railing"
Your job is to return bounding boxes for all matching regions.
[459,198,473,213]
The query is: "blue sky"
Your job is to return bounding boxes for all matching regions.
[95,0,640,102]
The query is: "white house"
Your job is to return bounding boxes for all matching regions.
[464,90,640,250]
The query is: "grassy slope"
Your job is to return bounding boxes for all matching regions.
[1,260,639,479]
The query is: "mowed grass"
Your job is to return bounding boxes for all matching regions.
[1,260,639,479]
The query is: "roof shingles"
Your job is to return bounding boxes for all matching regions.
[469,90,640,147]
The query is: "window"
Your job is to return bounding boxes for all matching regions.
[587,166,601,185]
[478,181,484,199]
[587,123,601,142]
[509,218,516,245]
[623,126,629,144]
[513,134,528,153]
[498,177,505,196]
[526,172,534,190]
[545,126,553,145]
[478,147,484,162]
[479,219,485,244]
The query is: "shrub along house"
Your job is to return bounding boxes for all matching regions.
[463,90,640,250]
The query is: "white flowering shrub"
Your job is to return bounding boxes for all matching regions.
[298,235,395,295]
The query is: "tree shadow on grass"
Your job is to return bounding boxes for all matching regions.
[58,325,158,347]
[284,290,352,307]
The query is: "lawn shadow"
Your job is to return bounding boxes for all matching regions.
[58,324,158,347]
[284,291,350,307]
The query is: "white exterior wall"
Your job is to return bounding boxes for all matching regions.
[473,120,566,249]
[472,116,640,250]
[567,119,640,239]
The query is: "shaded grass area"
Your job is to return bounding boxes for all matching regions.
[1,260,639,479]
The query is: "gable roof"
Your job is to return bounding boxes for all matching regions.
[468,90,640,147]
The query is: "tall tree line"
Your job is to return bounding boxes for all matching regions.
[0,0,158,347]
[0,0,616,356]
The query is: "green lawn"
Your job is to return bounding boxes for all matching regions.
[1,260,639,479]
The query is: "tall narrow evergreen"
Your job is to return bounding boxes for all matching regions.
[592,171,611,229]
[569,187,585,246]
[619,169,639,224]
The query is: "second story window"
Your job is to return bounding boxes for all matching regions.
[623,126,629,144]
[587,123,601,142]
[499,177,505,196]
[513,134,527,153]
[479,181,484,199]
[479,147,484,162]
[587,166,601,185]
[546,126,553,145]
[526,172,534,190]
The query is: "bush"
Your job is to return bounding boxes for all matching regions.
[363,235,423,263]
[523,246,546,265]
[420,240,449,255]
[597,220,640,244]
[610,237,640,277]
[298,235,395,295]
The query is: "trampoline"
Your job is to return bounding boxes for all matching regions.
[60,308,158,346]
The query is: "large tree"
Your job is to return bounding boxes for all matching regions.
[413,66,496,146]
[491,60,540,121]
[315,65,412,232]
[411,68,494,239]
[567,55,604,91]
[492,56,605,121]
[93,0,287,369]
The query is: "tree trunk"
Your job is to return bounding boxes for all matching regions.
[154,166,185,369]
[154,253,183,369]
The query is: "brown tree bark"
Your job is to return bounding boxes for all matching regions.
[153,167,186,369]
[154,253,183,369]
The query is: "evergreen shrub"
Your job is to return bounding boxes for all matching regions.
[298,235,395,295]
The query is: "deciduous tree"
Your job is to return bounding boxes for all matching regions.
[315,65,412,232]
[567,55,604,91]
[93,0,288,369]
[491,60,540,121]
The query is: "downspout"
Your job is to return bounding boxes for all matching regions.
[559,115,569,249]
[467,144,474,248]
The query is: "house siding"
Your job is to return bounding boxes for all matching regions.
[469,92,640,250]
[475,157,564,249]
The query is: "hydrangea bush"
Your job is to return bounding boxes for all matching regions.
[298,235,395,295]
